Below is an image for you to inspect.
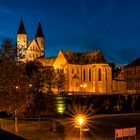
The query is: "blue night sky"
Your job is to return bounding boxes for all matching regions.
[0,0,140,64]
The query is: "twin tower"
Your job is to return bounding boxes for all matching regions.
[17,19,45,61]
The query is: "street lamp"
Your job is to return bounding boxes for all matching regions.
[75,114,86,140]
[80,84,87,93]
[29,84,32,87]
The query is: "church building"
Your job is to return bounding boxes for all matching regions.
[16,19,126,94]
[17,19,44,62]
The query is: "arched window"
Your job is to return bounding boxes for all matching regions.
[105,68,107,81]
[77,69,79,74]
[72,69,74,74]
[83,69,86,82]
[89,69,91,81]
[98,68,101,81]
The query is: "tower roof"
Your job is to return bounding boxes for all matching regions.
[35,22,44,38]
[17,19,26,34]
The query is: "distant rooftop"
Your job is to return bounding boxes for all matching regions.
[126,57,140,67]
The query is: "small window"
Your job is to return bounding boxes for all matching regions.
[83,69,86,82]
[77,69,79,74]
[98,68,101,81]
[72,69,74,74]
[89,69,91,81]
[105,69,107,81]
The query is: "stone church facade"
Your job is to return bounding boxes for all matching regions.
[17,19,126,94]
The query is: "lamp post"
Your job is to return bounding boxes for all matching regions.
[80,84,87,93]
[75,115,85,140]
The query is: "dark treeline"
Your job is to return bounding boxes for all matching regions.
[62,94,140,114]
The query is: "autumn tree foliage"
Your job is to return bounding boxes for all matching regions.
[55,69,67,93]
[0,38,67,132]
[25,61,56,124]
[0,38,33,133]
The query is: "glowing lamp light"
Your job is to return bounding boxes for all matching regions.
[78,117,84,126]
[75,115,86,127]
[83,84,87,88]
[29,84,32,87]
[74,114,87,140]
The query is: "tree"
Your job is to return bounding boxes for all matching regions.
[0,38,33,133]
[25,61,56,114]
[26,60,44,93]
[55,69,66,93]
[0,37,16,61]
[43,66,56,93]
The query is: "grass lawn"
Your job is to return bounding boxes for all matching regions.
[0,118,62,140]
[0,114,140,140]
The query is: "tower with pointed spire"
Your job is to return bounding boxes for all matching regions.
[35,22,44,51]
[17,18,45,61]
[17,18,27,49]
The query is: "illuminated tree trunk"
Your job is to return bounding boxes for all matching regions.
[15,110,18,134]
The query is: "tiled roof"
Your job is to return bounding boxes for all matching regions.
[126,57,140,67]
[27,40,32,47]
[61,50,107,64]
[36,57,56,66]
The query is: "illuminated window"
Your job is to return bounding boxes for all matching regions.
[89,69,91,81]
[98,68,101,81]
